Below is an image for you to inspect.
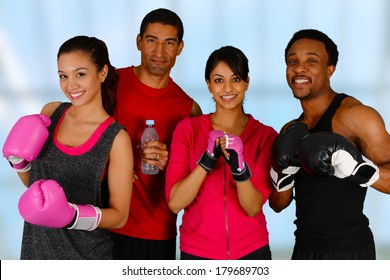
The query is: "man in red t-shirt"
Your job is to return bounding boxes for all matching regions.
[110,8,202,260]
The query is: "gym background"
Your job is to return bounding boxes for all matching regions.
[1,0,390,260]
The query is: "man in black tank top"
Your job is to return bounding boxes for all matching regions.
[269,29,390,260]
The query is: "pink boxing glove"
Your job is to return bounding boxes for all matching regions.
[198,130,225,171]
[18,179,102,231]
[18,179,76,228]
[2,114,51,172]
[223,133,252,182]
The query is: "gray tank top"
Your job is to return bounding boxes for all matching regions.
[21,103,123,259]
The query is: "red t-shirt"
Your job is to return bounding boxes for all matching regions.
[110,66,193,240]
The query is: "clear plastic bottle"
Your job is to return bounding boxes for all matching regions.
[141,120,159,175]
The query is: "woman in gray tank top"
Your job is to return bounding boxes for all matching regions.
[3,36,134,259]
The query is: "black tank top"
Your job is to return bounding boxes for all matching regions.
[294,94,372,250]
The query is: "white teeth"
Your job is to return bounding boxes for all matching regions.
[70,91,84,97]
[222,95,235,100]
[295,79,309,84]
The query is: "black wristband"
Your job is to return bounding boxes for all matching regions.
[232,163,252,182]
[198,152,217,172]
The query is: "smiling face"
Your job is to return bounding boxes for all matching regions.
[285,38,335,100]
[207,61,249,111]
[137,22,184,77]
[57,50,107,106]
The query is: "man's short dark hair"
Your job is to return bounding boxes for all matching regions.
[140,8,184,43]
[284,29,339,66]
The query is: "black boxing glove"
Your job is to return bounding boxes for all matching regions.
[298,132,379,187]
[270,122,310,191]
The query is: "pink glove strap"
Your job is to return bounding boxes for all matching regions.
[67,204,102,231]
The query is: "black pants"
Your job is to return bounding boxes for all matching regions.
[292,244,376,260]
[292,227,376,260]
[111,232,176,260]
[181,244,272,260]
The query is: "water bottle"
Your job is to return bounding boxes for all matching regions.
[141,120,159,175]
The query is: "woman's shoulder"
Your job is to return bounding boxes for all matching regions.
[247,114,277,134]
[40,101,64,117]
[173,114,211,137]
[178,113,210,126]
[113,126,132,147]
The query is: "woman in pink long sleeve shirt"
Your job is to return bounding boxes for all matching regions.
[166,46,277,260]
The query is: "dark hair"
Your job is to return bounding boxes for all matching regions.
[57,35,117,116]
[140,8,184,43]
[284,29,339,66]
[205,46,249,82]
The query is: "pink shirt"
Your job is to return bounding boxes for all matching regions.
[166,114,277,259]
